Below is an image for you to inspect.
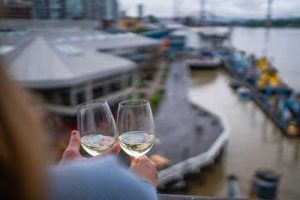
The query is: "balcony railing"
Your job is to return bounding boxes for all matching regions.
[158,194,236,200]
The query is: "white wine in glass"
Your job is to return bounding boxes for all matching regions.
[117,99,155,158]
[78,100,118,156]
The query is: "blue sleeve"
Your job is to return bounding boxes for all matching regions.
[49,156,158,200]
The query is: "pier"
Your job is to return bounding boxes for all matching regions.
[152,61,229,187]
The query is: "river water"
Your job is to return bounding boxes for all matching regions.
[187,28,300,199]
[232,27,300,91]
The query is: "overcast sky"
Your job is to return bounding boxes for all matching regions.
[120,0,300,19]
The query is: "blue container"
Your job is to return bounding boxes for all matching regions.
[253,168,280,200]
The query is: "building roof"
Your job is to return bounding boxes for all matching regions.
[2,36,137,89]
[171,29,201,50]
[1,29,161,50]
[191,27,231,37]
[68,32,161,51]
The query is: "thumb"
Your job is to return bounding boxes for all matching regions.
[67,130,81,151]
[60,130,82,165]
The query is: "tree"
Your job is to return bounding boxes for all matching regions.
[148,15,158,23]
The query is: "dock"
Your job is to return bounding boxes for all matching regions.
[152,61,229,187]
[222,59,299,138]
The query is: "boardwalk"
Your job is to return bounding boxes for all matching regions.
[152,61,223,166]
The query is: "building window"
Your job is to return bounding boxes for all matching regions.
[98,49,112,53]
[59,89,71,106]
[110,80,121,92]
[76,91,85,104]
[34,89,71,106]
[128,75,133,86]
[93,86,104,98]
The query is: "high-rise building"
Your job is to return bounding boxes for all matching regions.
[49,0,65,18]
[33,0,49,18]
[30,0,118,20]
[0,0,33,19]
[65,0,83,18]
[83,0,118,21]
[101,0,118,21]
[83,0,101,19]
[33,0,66,19]
[137,3,143,19]
[119,10,126,19]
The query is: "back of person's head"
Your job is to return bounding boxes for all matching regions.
[0,61,47,200]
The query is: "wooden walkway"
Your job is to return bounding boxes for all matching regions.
[151,61,223,168]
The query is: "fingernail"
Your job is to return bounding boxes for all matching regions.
[71,130,77,136]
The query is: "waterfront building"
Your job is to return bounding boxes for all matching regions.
[75,32,161,81]
[0,31,137,117]
[0,28,161,118]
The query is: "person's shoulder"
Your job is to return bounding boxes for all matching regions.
[50,156,157,200]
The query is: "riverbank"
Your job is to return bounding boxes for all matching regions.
[188,69,300,200]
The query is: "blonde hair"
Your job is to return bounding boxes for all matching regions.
[0,64,47,200]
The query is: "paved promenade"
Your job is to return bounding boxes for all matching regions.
[152,61,223,165]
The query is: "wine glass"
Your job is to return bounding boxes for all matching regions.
[117,99,155,158]
[77,100,118,156]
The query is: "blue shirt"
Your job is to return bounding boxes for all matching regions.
[50,156,158,200]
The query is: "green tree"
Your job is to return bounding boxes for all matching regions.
[148,15,159,23]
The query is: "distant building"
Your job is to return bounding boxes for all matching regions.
[32,0,49,18]
[0,19,99,30]
[65,0,83,19]
[83,0,118,22]
[5,0,118,21]
[119,10,126,19]
[0,29,161,116]
[101,0,118,21]
[48,0,66,19]
[33,0,67,19]
[137,3,143,19]
[0,0,32,19]
[0,32,137,117]
[83,0,101,19]
[118,17,143,31]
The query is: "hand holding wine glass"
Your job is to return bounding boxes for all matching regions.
[77,100,118,157]
[117,99,155,158]
[60,130,121,165]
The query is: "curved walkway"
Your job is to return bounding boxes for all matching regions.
[152,61,227,187]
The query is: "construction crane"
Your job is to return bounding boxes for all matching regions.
[266,0,273,27]
[263,0,274,57]
[200,0,206,25]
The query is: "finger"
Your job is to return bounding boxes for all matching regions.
[67,130,81,151]
[138,155,148,162]
[130,157,138,167]
[96,143,121,158]
[106,143,121,155]
[60,131,82,165]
